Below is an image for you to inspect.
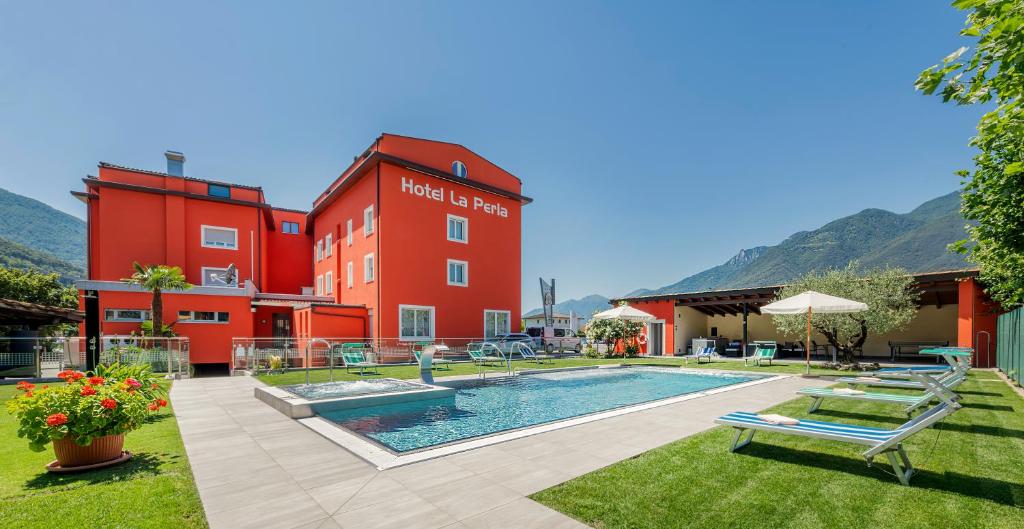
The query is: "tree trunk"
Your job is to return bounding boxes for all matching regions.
[152,289,162,337]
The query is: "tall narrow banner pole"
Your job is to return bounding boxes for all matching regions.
[806,307,812,375]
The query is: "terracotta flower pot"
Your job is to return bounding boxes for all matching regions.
[52,434,125,467]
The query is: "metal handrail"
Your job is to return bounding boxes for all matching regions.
[305,338,331,385]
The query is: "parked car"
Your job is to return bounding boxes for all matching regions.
[524,327,583,354]
[492,333,535,354]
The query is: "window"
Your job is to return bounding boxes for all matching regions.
[347,261,353,288]
[364,253,374,283]
[447,214,468,243]
[325,233,333,257]
[325,271,333,294]
[447,259,468,287]
[316,239,323,261]
[177,311,229,323]
[201,267,238,287]
[346,219,353,245]
[399,305,434,341]
[201,225,237,250]
[452,160,468,178]
[316,274,324,296]
[364,205,374,236]
[104,309,151,322]
[484,310,510,339]
[208,184,231,198]
[282,221,300,234]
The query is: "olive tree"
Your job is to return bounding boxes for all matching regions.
[770,264,919,364]
[586,317,644,357]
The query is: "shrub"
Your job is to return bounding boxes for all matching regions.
[624,344,641,358]
[582,345,601,358]
[6,363,167,451]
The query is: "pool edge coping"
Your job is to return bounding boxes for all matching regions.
[295,368,790,469]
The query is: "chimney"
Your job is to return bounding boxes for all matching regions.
[165,151,185,176]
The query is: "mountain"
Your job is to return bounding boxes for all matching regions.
[624,190,970,296]
[0,187,86,271]
[0,237,84,282]
[525,294,611,321]
[0,188,86,282]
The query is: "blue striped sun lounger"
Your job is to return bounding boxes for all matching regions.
[683,346,717,364]
[714,401,960,485]
[798,372,960,416]
[837,366,967,391]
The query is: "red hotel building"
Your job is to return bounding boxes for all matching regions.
[74,134,531,372]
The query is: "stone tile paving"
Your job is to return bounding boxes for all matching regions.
[171,372,831,528]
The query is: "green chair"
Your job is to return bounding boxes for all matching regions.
[467,342,503,366]
[341,343,380,375]
[413,341,452,370]
[744,343,777,366]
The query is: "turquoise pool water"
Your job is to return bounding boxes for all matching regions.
[320,367,760,452]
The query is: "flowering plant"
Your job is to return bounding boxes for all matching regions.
[6,363,167,451]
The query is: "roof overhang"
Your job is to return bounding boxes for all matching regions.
[0,298,84,326]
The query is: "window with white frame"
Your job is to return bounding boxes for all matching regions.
[316,239,323,261]
[447,259,468,287]
[364,253,374,283]
[347,261,353,288]
[177,310,229,323]
[484,310,511,339]
[104,308,151,322]
[399,305,434,341]
[325,271,333,294]
[447,214,468,243]
[201,225,237,250]
[346,219,353,246]
[201,267,238,287]
[364,205,374,236]
[316,274,324,296]
[325,233,333,256]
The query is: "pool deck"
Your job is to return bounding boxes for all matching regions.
[170,371,833,529]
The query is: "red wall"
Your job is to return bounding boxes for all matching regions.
[958,278,999,367]
[377,134,522,195]
[264,209,313,294]
[627,300,675,356]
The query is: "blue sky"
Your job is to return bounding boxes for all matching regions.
[0,1,981,310]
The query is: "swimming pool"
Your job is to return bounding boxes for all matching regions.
[320,367,760,453]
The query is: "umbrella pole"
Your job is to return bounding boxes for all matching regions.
[805,307,812,375]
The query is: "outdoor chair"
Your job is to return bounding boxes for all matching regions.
[744,343,777,366]
[340,343,380,375]
[683,346,717,364]
[413,349,452,370]
[714,401,961,485]
[467,342,504,366]
[515,343,554,364]
[798,372,960,416]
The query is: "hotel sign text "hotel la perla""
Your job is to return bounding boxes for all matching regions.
[401,176,509,218]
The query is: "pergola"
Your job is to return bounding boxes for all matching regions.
[0,298,84,328]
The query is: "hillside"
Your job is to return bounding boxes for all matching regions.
[525,294,611,321]
[0,237,84,282]
[0,187,86,271]
[625,190,969,297]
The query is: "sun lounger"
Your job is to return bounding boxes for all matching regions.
[798,372,960,415]
[837,364,967,390]
[413,349,452,369]
[467,342,504,366]
[715,401,960,485]
[683,346,717,364]
[340,343,380,375]
[744,343,777,367]
[514,343,554,364]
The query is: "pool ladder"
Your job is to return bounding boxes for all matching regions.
[304,338,332,385]
[476,342,516,379]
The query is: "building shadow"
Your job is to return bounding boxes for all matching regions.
[736,444,1023,506]
[23,452,172,490]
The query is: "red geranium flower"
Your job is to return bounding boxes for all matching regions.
[15,381,35,391]
[24,391,33,398]
[151,383,159,390]
[100,398,117,409]
[147,403,160,411]
[157,398,168,408]
[80,386,97,396]
[125,378,142,389]
[70,371,85,381]
[88,376,105,386]
[57,370,73,380]
[46,413,68,427]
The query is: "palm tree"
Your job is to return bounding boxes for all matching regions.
[123,263,193,336]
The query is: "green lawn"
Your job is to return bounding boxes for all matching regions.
[532,371,1024,529]
[256,356,845,386]
[0,383,207,529]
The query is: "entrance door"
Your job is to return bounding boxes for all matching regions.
[648,322,664,356]
[272,314,291,347]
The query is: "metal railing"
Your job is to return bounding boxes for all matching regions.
[230,336,581,375]
[0,336,190,379]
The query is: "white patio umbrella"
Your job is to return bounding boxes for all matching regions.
[591,305,656,322]
[760,291,868,374]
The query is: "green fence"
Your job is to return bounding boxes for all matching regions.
[997,306,1023,386]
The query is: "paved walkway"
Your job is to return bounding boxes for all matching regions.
[170,373,832,529]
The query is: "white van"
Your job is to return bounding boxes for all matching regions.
[524,327,583,354]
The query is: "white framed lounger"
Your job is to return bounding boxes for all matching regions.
[714,401,961,485]
[798,372,961,416]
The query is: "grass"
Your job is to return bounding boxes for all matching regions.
[0,382,207,529]
[531,371,1024,529]
[256,356,846,386]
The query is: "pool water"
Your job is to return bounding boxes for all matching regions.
[283,379,427,400]
[320,367,760,452]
